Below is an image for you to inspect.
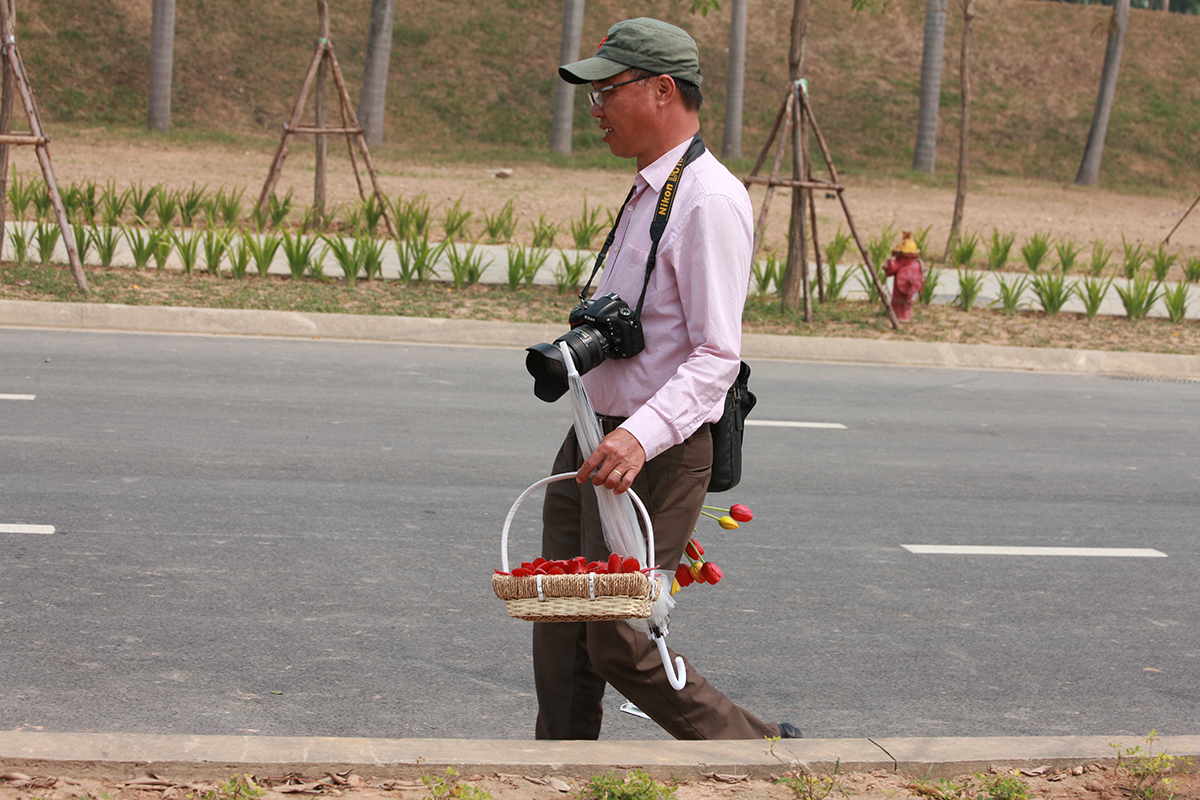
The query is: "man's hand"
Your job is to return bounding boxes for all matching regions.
[577,428,646,495]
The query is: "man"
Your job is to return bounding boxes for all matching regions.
[532,17,801,741]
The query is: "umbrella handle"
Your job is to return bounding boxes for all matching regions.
[654,632,687,690]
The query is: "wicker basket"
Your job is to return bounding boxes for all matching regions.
[493,473,660,623]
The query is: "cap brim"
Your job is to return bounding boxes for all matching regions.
[558,56,628,85]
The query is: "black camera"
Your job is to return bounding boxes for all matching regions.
[525,292,645,402]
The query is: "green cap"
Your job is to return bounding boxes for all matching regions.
[559,18,703,87]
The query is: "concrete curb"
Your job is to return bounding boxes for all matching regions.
[3,299,1200,378]
[2,731,1198,782]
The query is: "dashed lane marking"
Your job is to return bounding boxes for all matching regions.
[746,420,847,429]
[902,544,1167,558]
[0,524,56,534]
[0,394,36,401]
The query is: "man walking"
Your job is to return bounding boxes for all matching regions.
[532,17,801,741]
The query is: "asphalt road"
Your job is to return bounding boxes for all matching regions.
[1,329,1197,741]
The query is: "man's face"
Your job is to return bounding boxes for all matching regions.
[589,71,656,161]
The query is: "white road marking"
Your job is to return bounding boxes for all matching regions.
[0,523,56,534]
[902,544,1167,558]
[746,420,847,429]
[0,394,36,401]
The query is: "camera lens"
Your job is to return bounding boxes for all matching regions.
[525,327,608,403]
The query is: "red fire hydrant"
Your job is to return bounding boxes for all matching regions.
[882,232,925,322]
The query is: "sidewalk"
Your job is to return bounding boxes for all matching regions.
[3,298,1200,379]
[2,730,1198,782]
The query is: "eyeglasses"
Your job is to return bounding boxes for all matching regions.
[587,75,654,108]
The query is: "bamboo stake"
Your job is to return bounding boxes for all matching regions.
[257,42,325,213]
[0,0,14,265]
[746,90,793,262]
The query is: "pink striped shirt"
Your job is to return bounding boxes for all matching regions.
[582,137,753,460]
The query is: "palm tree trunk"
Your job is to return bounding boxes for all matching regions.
[1075,0,1129,187]
[549,0,586,155]
[148,0,176,132]
[912,0,947,174]
[720,0,747,160]
[358,0,395,147]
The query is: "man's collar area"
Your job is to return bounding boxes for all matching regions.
[637,137,698,192]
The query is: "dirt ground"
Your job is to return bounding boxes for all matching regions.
[3,760,1199,800]
[40,130,1200,269]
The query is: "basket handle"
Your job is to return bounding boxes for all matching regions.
[501,472,655,574]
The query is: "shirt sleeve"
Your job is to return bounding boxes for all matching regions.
[621,179,753,459]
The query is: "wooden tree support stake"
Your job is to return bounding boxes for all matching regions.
[257,0,396,240]
[743,81,897,330]
[0,2,88,295]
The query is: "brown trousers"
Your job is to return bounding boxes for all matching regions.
[532,422,778,740]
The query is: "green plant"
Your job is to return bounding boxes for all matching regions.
[1089,239,1112,277]
[1121,235,1147,279]
[1077,274,1114,319]
[506,245,550,289]
[827,262,854,302]
[985,229,1015,271]
[358,193,385,236]
[8,225,30,266]
[482,198,517,244]
[992,274,1029,316]
[1030,272,1072,315]
[265,188,294,229]
[152,228,174,270]
[1055,237,1081,273]
[246,232,282,278]
[1115,272,1162,320]
[391,193,432,240]
[360,236,385,281]
[1161,280,1191,323]
[950,232,979,268]
[72,223,94,265]
[218,186,244,227]
[569,198,605,250]
[89,225,121,267]
[202,229,231,275]
[531,214,560,249]
[192,774,266,800]
[123,226,156,269]
[867,223,897,273]
[7,172,36,221]
[298,203,331,234]
[420,768,492,800]
[101,181,129,226]
[579,769,674,800]
[75,179,100,223]
[975,772,1029,800]
[30,180,53,220]
[179,183,207,227]
[446,242,492,289]
[153,188,179,230]
[396,236,446,283]
[912,225,933,258]
[753,252,780,295]
[172,230,201,275]
[824,225,853,268]
[129,182,158,225]
[34,221,60,263]
[324,234,366,286]
[553,249,586,293]
[1020,231,1051,272]
[918,266,941,304]
[954,269,984,311]
[1112,731,1194,800]
[442,196,473,242]
[1149,243,1177,281]
[1183,256,1200,283]
[281,230,321,279]
[855,263,885,302]
[227,235,252,280]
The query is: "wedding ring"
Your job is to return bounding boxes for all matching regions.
[611,469,624,479]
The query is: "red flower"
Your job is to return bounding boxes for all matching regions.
[730,504,754,522]
[700,562,723,584]
[674,563,695,587]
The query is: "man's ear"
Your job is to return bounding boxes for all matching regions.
[655,74,678,107]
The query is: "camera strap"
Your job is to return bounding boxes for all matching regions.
[577,134,707,320]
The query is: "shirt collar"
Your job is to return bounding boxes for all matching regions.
[636,137,698,194]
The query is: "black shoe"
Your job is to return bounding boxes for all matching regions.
[778,722,802,739]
